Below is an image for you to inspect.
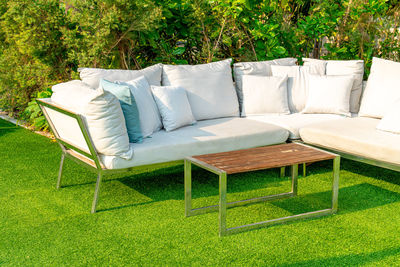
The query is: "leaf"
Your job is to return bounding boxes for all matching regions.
[172,46,186,55]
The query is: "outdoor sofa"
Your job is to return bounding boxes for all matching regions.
[37,56,400,213]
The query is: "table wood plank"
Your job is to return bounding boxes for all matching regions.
[190,143,336,174]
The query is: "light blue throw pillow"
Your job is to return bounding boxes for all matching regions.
[100,79,143,143]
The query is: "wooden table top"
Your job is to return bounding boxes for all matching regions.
[189,143,337,174]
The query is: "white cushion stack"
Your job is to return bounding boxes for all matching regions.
[270,65,323,113]
[122,76,162,137]
[233,58,297,110]
[51,80,134,159]
[303,58,364,113]
[162,59,239,121]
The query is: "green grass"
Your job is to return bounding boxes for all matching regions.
[2,118,400,266]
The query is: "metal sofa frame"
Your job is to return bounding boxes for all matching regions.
[295,141,400,172]
[37,98,181,213]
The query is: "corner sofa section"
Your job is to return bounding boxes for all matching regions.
[299,57,400,171]
[300,117,400,170]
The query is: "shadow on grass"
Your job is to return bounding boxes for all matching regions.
[87,165,293,212]
[280,246,400,267]
[119,165,295,199]
[110,165,400,214]
[272,183,400,215]
[62,156,400,213]
[340,158,400,186]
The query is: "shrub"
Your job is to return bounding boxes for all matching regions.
[0,0,398,128]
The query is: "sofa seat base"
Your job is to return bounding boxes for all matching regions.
[247,113,351,139]
[100,117,289,169]
[300,117,400,167]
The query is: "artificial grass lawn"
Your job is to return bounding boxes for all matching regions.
[1,118,400,266]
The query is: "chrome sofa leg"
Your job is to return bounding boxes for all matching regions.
[91,172,103,213]
[56,153,65,189]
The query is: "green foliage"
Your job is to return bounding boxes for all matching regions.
[0,0,399,125]
[63,0,162,69]
[24,89,52,131]
[0,0,68,116]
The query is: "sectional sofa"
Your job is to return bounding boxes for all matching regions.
[37,56,400,213]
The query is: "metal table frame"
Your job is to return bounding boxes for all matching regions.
[184,152,340,236]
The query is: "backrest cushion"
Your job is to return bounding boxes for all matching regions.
[241,75,290,116]
[162,59,239,120]
[301,74,354,116]
[233,58,297,110]
[270,65,324,113]
[359,57,400,118]
[51,80,133,160]
[122,76,163,138]
[79,63,163,89]
[151,85,196,132]
[303,58,364,113]
[100,79,143,143]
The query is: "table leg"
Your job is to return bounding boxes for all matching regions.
[280,167,285,178]
[184,159,192,217]
[291,164,298,196]
[332,156,340,213]
[219,171,227,236]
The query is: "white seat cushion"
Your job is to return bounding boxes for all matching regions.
[300,117,400,166]
[162,59,239,121]
[100,117,289,169]
[78,63,163,89]
[247,113,348,139]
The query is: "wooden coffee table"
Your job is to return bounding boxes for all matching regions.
[184,143,340,236]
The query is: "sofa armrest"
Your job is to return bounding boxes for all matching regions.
[37,98,103,170]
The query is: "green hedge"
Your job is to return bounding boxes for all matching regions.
[0,0,399,129]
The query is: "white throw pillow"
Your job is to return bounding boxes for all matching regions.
[233,58,297,110]
[270,65,323,113]
[51,81,133,159]
[162,59,239,120]
[303,58,364,113]
[151,85,196,131]
[79,63,162,89]
[376,100,400,134]
[302,74,354,116]
[359,57,400,118]
[241,75,290,116]
[122,76,162,138]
